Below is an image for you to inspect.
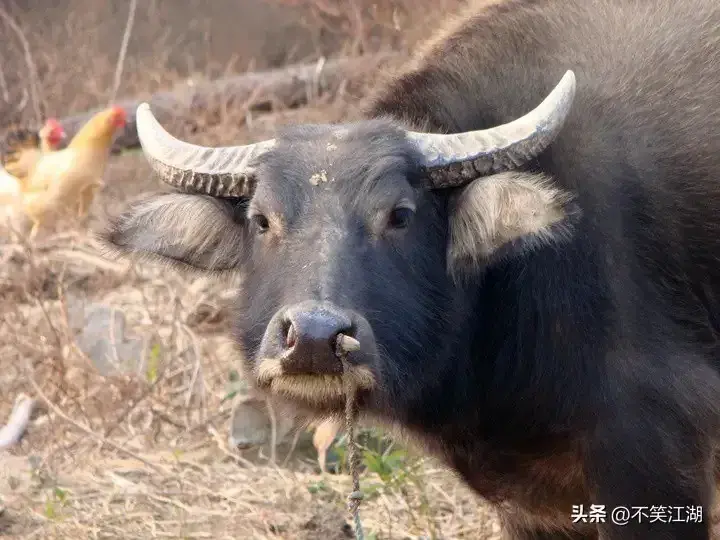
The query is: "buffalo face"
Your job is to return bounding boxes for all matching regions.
[226,122,454,415]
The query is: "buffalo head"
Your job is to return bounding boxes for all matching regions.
[101,71,579,418]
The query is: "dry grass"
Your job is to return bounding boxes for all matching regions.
[0,1,509,538]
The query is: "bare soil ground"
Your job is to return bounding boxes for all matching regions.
[0,1,508,538]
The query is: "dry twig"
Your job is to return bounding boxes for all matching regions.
[24,360,168,474]
[108,0,138,105]
[0,52,10,103]
[0,7,42,124]
[56,52,403,150]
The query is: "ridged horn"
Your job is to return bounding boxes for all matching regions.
[406,70,577,188]
[135,103,276,197]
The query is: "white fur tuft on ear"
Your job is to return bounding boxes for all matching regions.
[448,172,577,275]
[100,193,250,271]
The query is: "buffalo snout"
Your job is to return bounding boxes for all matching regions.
[254,301,378,406]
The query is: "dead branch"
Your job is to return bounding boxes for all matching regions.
[56,52,403,151]
[108,0,138,105]
[0,52,9,103]
[0,8,42,125]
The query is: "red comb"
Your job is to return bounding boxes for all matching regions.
[109,105,127,125]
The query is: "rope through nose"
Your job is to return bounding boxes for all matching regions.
[336,333,364,540]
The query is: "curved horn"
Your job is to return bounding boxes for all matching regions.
[406,70,577,188]
[135,103,276,197]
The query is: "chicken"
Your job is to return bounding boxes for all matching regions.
[21,106,127,237]
[0,165,21,206]
[0,121,64,231]
[0,165,23,233]
[0,119,67,185]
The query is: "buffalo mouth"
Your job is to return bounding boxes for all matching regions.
[252,300,379,408]
[255,356,376,407]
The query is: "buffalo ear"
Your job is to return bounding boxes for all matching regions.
[98,192,251,272]
[447,171,578,276]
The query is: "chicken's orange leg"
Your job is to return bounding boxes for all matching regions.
[77,184,98,218]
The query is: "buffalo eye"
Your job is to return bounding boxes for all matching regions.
[251,213,270,234]
[387,206,414,230]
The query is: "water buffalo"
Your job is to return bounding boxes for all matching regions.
[100,0,720,538]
